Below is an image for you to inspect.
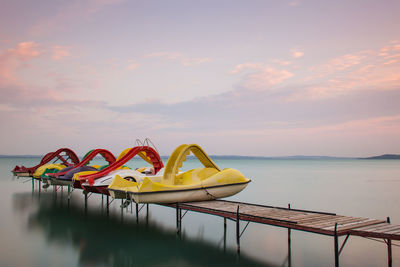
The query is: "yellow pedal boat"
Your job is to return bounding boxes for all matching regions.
[108,144,251,203]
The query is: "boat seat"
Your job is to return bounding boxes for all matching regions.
[174,167,219,185]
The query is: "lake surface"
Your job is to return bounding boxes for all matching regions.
[0,157,399,266]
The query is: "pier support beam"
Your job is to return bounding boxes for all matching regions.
[288,204,292,267]
[136,203,139,223]
[106,195,110,213]
[387,217,392,267]
[334,223,339,267]
[223,217,227,252]
[84,191,88,211]
[176,203,182,236]
[236,206,240,254]
[146,204,149,226]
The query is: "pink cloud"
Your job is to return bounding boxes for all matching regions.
[0,42,42,87]
[0,41,103,110]
[127,62,140,70]
[232,62,294,90]
[52,46,71,60]
[242,67,294,91]
[291,42,400,100]
[231,63,263,74]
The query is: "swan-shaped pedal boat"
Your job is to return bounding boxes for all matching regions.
[107,144,251,203]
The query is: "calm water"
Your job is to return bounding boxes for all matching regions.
[0,157,399,266]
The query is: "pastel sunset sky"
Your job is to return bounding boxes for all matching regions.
[1,0,399,156]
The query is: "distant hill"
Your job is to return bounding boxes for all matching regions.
[362,154,400,160]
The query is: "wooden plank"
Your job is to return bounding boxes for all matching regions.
[382,227,400,234]
[287,213,328,221]
[355,224,400,233]
[352,223,388,231]
[335,220,385,233]
[349,229,400,240]
[301,216,357,228]
[296,215,338,224]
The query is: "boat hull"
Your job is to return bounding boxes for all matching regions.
[13,172,31,177]
[110,182,250,204]
[82,185,110,195]
[109,189,128,199]
[50,178,73,186]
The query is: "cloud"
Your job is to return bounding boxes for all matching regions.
[127,59,140,70]
[0,41,103,109]
[144,52,211,66]
[232,63,293,90]
[52,46,71,60]
[106,85,400,156]
[231,63,263,74]
[292,42,400,100]
[0,42,42,87]
[290,49,304,58]
[242,67,294,91]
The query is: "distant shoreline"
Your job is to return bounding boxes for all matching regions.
[1,154,399,160]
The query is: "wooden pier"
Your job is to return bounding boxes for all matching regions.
[163,199,400,267]
[29,179,399,266]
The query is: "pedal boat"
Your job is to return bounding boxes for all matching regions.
[12,148,79,178]
[73,146,163,195]
[46,149,116,186]
[107,144,251,203]
[83,167,165,199]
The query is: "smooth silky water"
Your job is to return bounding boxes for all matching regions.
[0,156,399,266]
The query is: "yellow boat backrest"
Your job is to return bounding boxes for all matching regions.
[163,144,220,185]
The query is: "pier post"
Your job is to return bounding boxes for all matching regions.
[387,217,392,267]
[146,204,149,226]
[120,199,123,222]
[334,223,339,267]
[236,205,240,254]
[176,203,181,236]
[84,191,88,214]
[223,217,227,252]
[136,203,139,224]
[106,195,109,214]
[32,178,34,190]
[288,204,292,267]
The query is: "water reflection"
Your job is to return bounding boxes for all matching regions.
[13,192,274,267]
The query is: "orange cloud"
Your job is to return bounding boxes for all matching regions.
[290,49,304,58]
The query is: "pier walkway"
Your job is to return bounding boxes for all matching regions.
[163,199,400,267]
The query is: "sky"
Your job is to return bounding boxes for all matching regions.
[0,0,399,157]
